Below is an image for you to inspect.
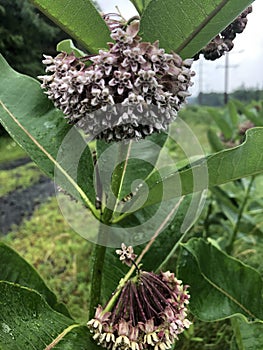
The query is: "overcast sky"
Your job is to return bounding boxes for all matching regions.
[98,0,263,96]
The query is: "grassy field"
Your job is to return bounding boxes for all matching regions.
[0,162,43,196]
[0,136,26,163]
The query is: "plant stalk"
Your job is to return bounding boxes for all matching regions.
[227,176,255,254]
[88,142,132,319]
[88,231,106,319]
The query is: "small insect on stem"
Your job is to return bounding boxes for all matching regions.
[120,192,134,203]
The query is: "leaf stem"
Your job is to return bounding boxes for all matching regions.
[135,196,185,267]
[227,176,255,254]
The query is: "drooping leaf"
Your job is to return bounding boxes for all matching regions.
[140,0,253,58]
[56,39,86,57]
[232,316,263,350]
[178,238,263,321]
[0,242,70,317]
[0,55,97,216]
[143,128,263,208]
[0,281,100,350]
[30,0,111,53]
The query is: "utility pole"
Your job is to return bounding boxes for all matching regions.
[217,51,239,104]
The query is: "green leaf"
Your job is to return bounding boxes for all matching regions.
[30,0,111,53]
[0,281,100,350]
[56,39,86,57]
[0,242,70,317]
[232,316,263,350]
[140,0,253,58]
[0,55,97,216]
[228,100,239,129]
[143,128,263,208]
[129,0,152,14]
[178,238,263,321]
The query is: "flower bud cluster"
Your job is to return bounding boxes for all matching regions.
[39,19,195,142]
[194,6,252,61]
[87,270,191,349]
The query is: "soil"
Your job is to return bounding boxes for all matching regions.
[0,159,56,234]
[0,157,31,171]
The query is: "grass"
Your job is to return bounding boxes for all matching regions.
[0,162,43,196]
[0,136,26,163]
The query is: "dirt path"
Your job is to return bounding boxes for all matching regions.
[0,157,31,171]
[0,169,55,234]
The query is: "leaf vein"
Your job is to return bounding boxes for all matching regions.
[200,271,257,319]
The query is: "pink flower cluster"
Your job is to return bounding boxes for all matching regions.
[39,18,195,142]
[87,270,191,349]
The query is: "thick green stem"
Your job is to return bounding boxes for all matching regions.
[227,176,255,254]
[88,231,106,318]
[88,142,132,319]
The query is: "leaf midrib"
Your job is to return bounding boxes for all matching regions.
[0,100,98,218]
[175,0,230,53]
[189,248,257,319]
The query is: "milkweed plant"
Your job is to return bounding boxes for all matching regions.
[0,1,262,349]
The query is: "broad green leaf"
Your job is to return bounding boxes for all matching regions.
[178,238,263,321]
[30,0,111,53]
[56,39,86,57]
[0,242,70,317]
[129,0,152,14]
[143,128,263,208]
[232,316,263,350]
[0,281,100,350]
[0,55,97,216]
[140,0,253,58]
